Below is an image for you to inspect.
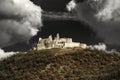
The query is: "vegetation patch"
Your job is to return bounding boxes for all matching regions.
[0,48,120,80]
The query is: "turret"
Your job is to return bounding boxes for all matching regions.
[39,38,42,41]
[49,35,53,41]
[56,33,60,40]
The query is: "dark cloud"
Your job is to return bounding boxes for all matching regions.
[67,0,120,46]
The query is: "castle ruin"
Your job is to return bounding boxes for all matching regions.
[33,33,87,50]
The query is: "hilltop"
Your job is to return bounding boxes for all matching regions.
[0,48,120,80]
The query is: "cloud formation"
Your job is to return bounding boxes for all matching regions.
[66,0,76,11]
[0,0,42,48]
[89,43,107,51]
[0,48,17,60]
[67,0,120,46]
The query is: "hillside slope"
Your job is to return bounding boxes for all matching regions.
[0,48,120,80]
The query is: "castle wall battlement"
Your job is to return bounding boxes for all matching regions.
[34,33,87,50]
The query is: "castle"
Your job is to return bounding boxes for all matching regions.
[33,33,87,50]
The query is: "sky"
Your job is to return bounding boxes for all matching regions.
[1,0,120,51]
[31,0,71,12]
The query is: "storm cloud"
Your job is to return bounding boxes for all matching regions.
[67,0,120,46]
[0,48,17,60]
[0,0,42,48]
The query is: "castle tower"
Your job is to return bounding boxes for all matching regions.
[39,38,42,41]
[56,33,60,39]
[49,35,53,41]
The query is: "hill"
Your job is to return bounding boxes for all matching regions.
[0,48,120,80]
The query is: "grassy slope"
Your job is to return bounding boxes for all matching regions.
[0,48,120,80]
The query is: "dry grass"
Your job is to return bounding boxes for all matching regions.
[0,48,120,80]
